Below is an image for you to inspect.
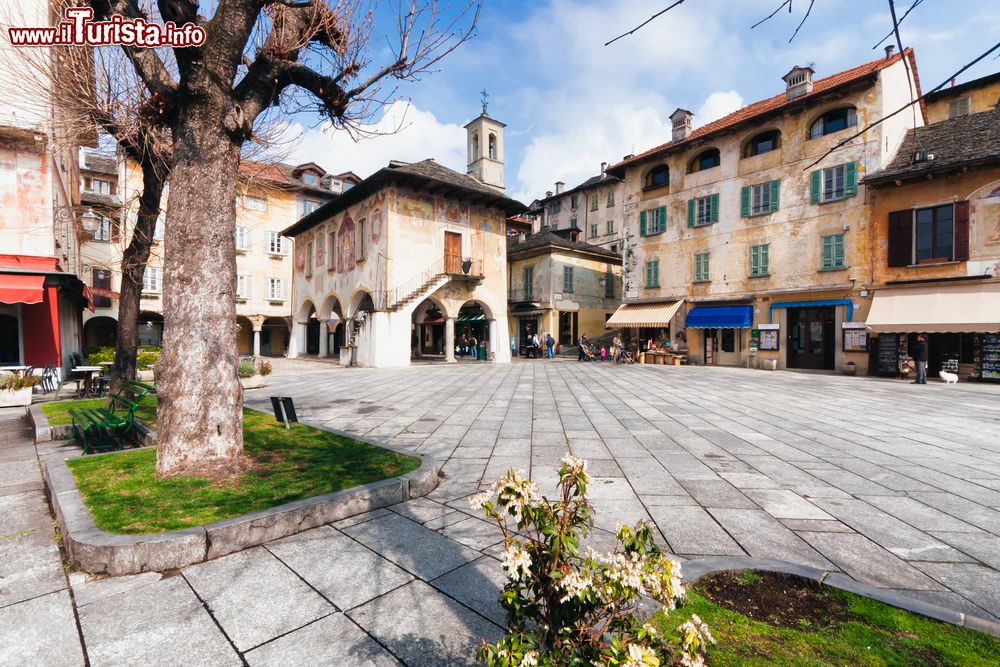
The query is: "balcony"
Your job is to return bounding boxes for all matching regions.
[508,287,541,304]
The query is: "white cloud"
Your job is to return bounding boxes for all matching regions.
[695,91,745,127]
[275,100,467,178]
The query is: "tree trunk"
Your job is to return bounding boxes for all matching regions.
[154,104,244,478]
[111,162,165,394]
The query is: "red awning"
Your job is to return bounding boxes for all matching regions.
[89,286,119,299]
[0,274,45,305]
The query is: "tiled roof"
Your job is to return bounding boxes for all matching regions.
[238,160,338,195]
[385,159,511,199]
[863,108,1000,183]
[609,49,916,174]
[533,173,621,207]
[507,228,621,261]
[82,152,117,175]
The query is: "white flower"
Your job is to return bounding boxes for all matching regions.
[558,570,592,602]
[519,651,539,667]
[468,491,491,511]
[560,452,593,484]
[623,642,659,667]
[501,542,532,580]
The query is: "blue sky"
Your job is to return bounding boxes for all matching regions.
[283,0,1000,203]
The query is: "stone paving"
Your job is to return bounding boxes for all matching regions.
[4,360,1000,665]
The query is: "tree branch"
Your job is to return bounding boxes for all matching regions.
[90,0,179,97]
[605,0,686,47]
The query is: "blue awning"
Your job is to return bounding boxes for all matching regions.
[685,305,753,329]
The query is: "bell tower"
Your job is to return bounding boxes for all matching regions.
[464,90,505,192]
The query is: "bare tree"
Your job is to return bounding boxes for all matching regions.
[76,0,475,478]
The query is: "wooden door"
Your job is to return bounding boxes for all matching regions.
[445,232,462,273]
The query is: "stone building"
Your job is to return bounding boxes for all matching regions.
[507,229,621,352]
[530,166,626,252]
[77,153,339,356]
[863,104,1000,381]
[606,49,923,373]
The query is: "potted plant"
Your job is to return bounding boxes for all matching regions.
[136,346,160,382]
[842,361,857,376]
[238,359,271,389]
[0,374,43,408]
[461,258,472,274]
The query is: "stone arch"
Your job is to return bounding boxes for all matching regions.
[236,316,253,355]
[295,298,317,323]
[83,315,117,349]
[318,292,345,321]
[348,288,376,318]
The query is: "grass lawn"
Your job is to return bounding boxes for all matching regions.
[654,571,1000,666]
[67,408,420,534]
[42,396,159,427]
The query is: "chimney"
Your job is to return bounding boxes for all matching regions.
[782,65,815,100]
[600,162,607,177]
[669,108,693,142]
[545,190,553,198]
[555,181,565,195]
[884,44,895,59]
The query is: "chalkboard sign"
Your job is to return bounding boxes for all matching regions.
[877,333,898,375]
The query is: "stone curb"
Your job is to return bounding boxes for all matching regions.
[27,404,71,443]
[44,422,439,576]
[680,555,1000,639]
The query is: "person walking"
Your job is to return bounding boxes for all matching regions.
[546,333,555,359]
[531,333,541,359]
[912,334,928,384]
[578,334,588,362]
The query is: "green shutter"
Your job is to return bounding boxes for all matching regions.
[770,180,780,211]
[836,234,845,267]
[810,170,821,204]
[822,236,834,269]
[687,199,695,227]
[750,246,758,275]
[762,244,769,274]
[710,193,720,222]
[845,161,858,197]
[740,186,750,217]
[658,206,667,232]
[639,209,646,236]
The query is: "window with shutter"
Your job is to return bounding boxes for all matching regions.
[887,210,913,267]
[645,260,659,288]
[810,170,821,204]
[748,182,772,215]
[954,201,970,260]
[769,179,780,211]
[694,252,710,282]
[750,244,769,276]
[821,234,845,269]
[687,199,695,227]
[563,266,574,293]
[639,210,647,236]
[740,186,750,217]
[948,97,971,118]
[694,195,715,226]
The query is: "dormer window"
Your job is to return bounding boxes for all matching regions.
[810,107,857,139]
[303,172,319,186]
[688,148,720,174]
[743,130,781,158]
[643,165,669,190]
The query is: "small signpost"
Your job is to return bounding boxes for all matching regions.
[270,396,297,429]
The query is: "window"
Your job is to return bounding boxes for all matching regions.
[153,216,164,241]
[888,203,969,266]
[948,97,971,119]
[810,162,857,203]
[809,107,857,139]
[644,165,669,189]
[356,217,367,261]
[605,271,615,297]
[241,195,267,212]
[694,252,710,282]
[234,226,251,251]
[821,234,846,269]
[640,206,666,236]
[524,267,534,295]
[750,244,769,276]
[721,329,736,353]
[570,217,578,230]
[267,277,286,301]
[645,259,660,288]
[606,220,615,235]
[607,190,615,206]
[142,266,161,293]
[236,274,252,299]
[306,241,314,276]
[571,195,578,210]
[267,231,288,255]
[590,193,599,211]
[302,172,319,186]
[563,266,574,293]
[472,133,480,159]
[489,133,497,160]
[743,130,781,157]
[552,200,562,214]
[688,194,719,227]
[688,148,721,173]
[89,178,110,194]
[589,223,598,238]
[93,216,111,241]
[328,231,337,271]
[742,180,780,216]
[303,200,321,215]
[92,268,112,308]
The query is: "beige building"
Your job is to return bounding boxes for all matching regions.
[923,71,1000,124]
[531,166,626,253]
[507,229,621,353]
[78,153,339,356]
[282,107,525,367]
[607,49,923,373]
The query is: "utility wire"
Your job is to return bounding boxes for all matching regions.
[872,0,924,49]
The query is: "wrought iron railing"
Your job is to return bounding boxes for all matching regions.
[508,287,540,302]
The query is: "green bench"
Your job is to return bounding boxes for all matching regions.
[70,380,155,454]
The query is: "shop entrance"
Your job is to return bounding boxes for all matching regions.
[787,307,835,370]
[518,316,538,354]
[558,311,578,346]
[701,328,740,366]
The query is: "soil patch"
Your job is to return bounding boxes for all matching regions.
[698,570,847,630]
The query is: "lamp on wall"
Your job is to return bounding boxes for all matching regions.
[79,207,101,233]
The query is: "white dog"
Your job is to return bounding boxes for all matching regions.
[939,370,958,384]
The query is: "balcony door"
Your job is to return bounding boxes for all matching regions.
[444,231,462,273]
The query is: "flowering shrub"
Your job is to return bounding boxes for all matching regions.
[473,454,713,666]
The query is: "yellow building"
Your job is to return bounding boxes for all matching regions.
[507,229,621,353]
[607,50,923,373]
[924,71,1000,124]
[863,103,1000,381]
[78,153,339,356]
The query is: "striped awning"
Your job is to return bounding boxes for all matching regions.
[606,300,683,328]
